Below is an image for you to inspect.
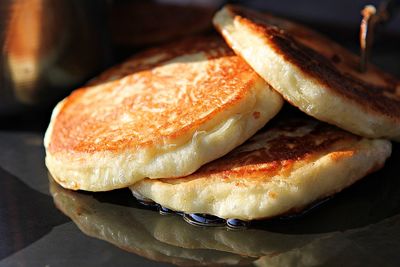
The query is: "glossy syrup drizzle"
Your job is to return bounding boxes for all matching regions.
[135,198,248,229]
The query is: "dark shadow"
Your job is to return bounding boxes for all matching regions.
[0,167,69,260]
[85,187,138,208]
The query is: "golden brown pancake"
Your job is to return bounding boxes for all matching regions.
[44,36,283,191]
[130,116,391,220]
[213,5,400,141]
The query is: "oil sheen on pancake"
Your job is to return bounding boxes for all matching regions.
[44,36,283,191]
[130,117,391,220]
[213,5,400,141]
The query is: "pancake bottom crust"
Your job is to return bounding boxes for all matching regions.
[213,5,400,141]
[130,118,391,220]
[44,36,283,191]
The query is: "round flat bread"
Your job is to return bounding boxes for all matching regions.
[44,36,283,191]
[130,117,391,220]
[213,5,400,141]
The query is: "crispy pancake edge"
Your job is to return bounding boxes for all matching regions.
[213,5,400,141]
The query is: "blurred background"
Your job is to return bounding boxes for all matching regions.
[0,0,399,131]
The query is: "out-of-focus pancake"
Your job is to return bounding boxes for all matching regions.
[44,36,283,191]
[130,117,391,220]
[213,5,400,141]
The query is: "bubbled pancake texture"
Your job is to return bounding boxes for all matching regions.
[130,118,392,220]
[213,5,400,141]
[44,36,283,191]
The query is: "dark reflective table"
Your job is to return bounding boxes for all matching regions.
[1,130,400,267]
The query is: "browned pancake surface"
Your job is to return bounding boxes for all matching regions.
[48,37,260,154]
[161,119,360,185]
[222,5,400,120]
[130,114,391,220]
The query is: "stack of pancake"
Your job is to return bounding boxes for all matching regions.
[45,5,398,223]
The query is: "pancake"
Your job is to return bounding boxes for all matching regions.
[130,117,391,220]
[44,36,283,191]
[213,5,400,141]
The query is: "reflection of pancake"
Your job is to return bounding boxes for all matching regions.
[145,211,313,258]
[50,174,400,266]
[44,36,283,191]
[214,5,400,141]
[254,215,400,267]
[49,177,258,266]
[50,176,321,265]
[131,117,391,220]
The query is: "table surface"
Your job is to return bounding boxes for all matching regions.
[1,122,400,267]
